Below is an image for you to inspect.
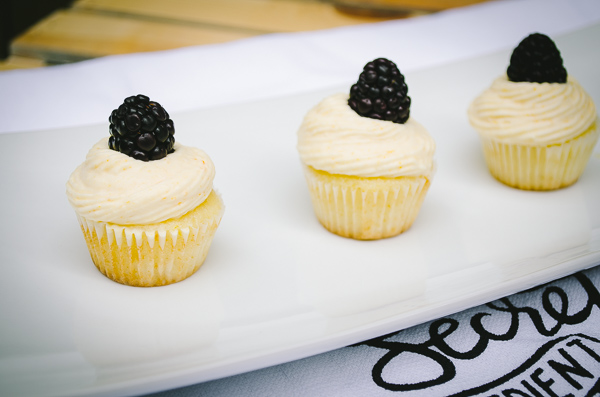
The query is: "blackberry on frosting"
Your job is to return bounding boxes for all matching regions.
[507,33,567,84]
[108,94,175,161]
[348,58,411,124]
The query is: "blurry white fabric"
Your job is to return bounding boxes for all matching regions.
[1,0,600,134]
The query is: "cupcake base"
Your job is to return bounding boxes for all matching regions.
[77,190,224,287]
[479,121,598,191]
[302,165,430,240]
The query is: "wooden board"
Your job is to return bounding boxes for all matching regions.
[3,0,488,69]
[72,0,403,33]
[0,56,46,71]
[10,10,257,64]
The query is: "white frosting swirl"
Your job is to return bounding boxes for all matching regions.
[468,75,597,145]
[66,138,215,225]
[297,93,435,178]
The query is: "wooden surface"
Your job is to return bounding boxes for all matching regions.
[1,0,488,71]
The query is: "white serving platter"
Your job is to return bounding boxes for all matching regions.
[1,24,599,397]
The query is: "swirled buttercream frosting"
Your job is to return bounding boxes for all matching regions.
[468,75,597,145]
[66,138,215,225]
[297,94,435,178]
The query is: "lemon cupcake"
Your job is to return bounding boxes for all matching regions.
[297,58,436,240]
[67,95,224,287]
[468,33,598,191]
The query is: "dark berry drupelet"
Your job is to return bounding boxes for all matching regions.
[348,58,411,124]
[507,33,567,84]
[108,94,175,161]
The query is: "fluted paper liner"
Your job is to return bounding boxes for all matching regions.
[76,190,224,287]
[303,165,430,240]
[478,122,598,191]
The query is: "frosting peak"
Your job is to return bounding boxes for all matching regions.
[468,75,597,145]
[297,94,435,178]
[66,138,215,225]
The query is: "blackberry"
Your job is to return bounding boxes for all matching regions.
[507,33,567,84]
[108,94,175,161]
[348,58,411,124]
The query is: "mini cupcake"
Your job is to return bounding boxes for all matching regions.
[468,33,598,191]
[297,58,436,240]
[66,95,224,287]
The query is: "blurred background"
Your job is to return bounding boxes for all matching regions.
[0,0,488,71]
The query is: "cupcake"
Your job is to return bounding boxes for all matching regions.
[468,33,598,191]
[297,58,436,240]
[66,95,224,287]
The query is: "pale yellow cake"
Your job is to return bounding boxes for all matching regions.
[297,89,435,240]
[78,191,223,287]
[469,34,598,191]
[303,165,430,240]
[478,121,598,191]
[67,96,223,287]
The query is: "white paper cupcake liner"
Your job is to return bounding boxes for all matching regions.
[479,123,598,190]
[76,191,224,287]
[303,166,430,240]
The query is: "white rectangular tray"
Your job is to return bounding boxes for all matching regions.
[1,24,599,397]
